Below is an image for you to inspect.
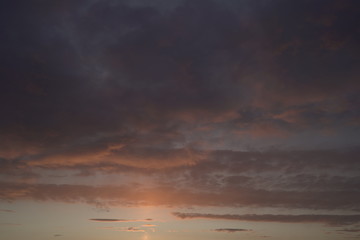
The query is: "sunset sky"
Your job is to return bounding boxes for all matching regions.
[1,0,360,240]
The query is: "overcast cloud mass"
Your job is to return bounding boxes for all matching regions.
[0,0,359,240]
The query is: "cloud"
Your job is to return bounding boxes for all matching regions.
[142,224,156,227]
[90,219,132,222]
[1,0,359,174]
[213,228,252,233]
[173,212,360,226]
[0,2,359,235]
[89,218,152,222]
[0,209,15,213]
[53,234,63,237]
[336,228,360,233]
[118,227,145,232]
[98,226,153,233]
[3,147,358,179]
[1,181,359,210]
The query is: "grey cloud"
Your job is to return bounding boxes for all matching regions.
[213,228,252,233]
[121,227,145,232]
[90,219,130,222]
[336,228,360,233]
[89,218,152,222]
[1,0,359,170]
[158,148,360,193]
[173,212,360,226]
[1,148,359,212]
[0,1,359,227]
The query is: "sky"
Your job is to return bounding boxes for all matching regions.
[0,0,359,239]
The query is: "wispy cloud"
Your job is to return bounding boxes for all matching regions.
[336,228,360,233]
[89,218,152,222]
[0,209,15,213]
[142,224,156,227]
[213,228,252,233]
[173,212,360,226]
[117,227,145,232]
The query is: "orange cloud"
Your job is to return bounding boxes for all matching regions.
[1,181,359,210]
[27,144,207,170]
[142,224,156,227]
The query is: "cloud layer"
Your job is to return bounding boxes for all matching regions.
[0,2,359,238]
[1,0,359,168]
[173,212,360,226]
[1,180,359,210]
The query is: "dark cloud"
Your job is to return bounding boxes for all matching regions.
[0,1,359,235]
[89,218,152,222]
[213,228,252,233]
[173,212,360,226]
[90,219,131,222]
[121,227,145,232]
[1,0,359,168]
[154,148,360,196]
[336,228,360,233]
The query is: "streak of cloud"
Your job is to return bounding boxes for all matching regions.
[142,224,156,227]
[173,212,360,226]
[213,228,252,233]
[336,228,360,233]
[89,218,152,222]
[0,209,15,213]
[118,227,145,232]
